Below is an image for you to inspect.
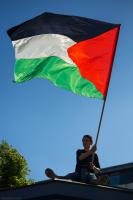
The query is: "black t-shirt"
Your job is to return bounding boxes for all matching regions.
[75,149,100,173]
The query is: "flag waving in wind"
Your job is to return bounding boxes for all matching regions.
[7,12,120,99]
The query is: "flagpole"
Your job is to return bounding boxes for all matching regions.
[92,25,121,163]
[95,97,106,145]
[91,97,106,163]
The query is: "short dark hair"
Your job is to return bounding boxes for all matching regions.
[82,135,93,145]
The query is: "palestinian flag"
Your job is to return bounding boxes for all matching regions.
[7,12,120,99]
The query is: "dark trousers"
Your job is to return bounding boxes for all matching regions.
[64,168,97,183]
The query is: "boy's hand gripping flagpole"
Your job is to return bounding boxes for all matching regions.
[92,25,121,163]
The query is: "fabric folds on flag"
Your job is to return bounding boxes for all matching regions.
[7,12,120,99]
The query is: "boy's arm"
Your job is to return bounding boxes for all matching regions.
[90,162,100,174]
[79,145,97,160]
[90,154,101,174]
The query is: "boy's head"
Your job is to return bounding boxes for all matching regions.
[82,135,93,149]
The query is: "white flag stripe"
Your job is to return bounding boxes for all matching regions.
[13,34,76,64]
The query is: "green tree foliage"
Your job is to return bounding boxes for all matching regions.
[0,140,33,189]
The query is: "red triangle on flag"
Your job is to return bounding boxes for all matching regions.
[68,27,119,97]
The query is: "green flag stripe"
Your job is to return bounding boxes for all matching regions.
[14,56,103,99]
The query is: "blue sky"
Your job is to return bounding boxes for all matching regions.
[0,0,133,181]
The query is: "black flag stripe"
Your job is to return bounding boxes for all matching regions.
[7,12,119,42]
